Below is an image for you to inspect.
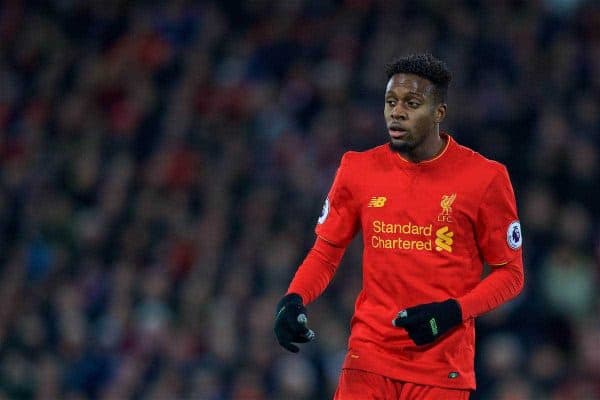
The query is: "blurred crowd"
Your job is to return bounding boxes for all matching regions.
[0,0,599,399]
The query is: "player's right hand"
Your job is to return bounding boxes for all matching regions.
[274,293,316,353]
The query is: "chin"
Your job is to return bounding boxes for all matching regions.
[389,139,413,153]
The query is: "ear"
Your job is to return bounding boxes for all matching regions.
[434,103,447,124]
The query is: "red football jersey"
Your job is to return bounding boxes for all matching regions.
[311,134,523,390]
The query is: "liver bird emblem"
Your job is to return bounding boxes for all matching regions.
[440,193,456,215]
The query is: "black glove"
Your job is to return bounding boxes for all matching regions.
[274,293,316,353]
[392,299,462,346]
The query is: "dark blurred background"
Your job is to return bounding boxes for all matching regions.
[0,0,599,399]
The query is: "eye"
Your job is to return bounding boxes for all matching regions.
[407,100,421,108]
[386,99,396,107]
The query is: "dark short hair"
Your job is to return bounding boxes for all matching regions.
[385,53,451,103]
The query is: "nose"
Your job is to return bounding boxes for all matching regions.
[391,104,407,120]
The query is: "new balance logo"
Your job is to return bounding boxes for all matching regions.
[435,226,454,252]
[368,197,387,207]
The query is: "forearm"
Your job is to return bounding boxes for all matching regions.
[457,260,524,320]
[287,237,345,304]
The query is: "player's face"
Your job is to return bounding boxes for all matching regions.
[384,73,446,160]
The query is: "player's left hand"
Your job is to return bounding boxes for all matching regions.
[393,299,462,345]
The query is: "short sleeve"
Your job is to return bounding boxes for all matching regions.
[476,166,523,265]
[315,153,360,247]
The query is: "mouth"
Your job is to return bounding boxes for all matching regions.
[388,125,409,139]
